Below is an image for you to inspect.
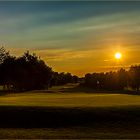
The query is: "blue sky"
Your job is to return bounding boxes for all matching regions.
[0,1,140,76]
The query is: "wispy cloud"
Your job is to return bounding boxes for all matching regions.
[1,1,140,76]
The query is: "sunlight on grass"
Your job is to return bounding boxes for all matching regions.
[0,127,139,139]
[0,91,140,107]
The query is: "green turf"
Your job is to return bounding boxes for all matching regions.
[0,84,140,107]
[0,126,139,139]
[0,84,140,139]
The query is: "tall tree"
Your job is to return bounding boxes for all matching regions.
[0,47,10,64]
[128,65,140,91]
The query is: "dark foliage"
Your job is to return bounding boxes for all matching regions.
[84,66,140,91]
[0,49,53,91]
[128,65,140,91]
[0,48,78,91]
[1,47,140,92]
[50,72,78,87]
[0,47,10,64]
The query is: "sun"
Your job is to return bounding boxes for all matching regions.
[115,52,122,59]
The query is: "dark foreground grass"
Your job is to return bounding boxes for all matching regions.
[0,106,140,138]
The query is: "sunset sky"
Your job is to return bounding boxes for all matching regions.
[1,1,140,76]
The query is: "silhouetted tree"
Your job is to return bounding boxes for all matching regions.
[0,47,14,89]
[72,75,79,83]
[0,55,16,89]
[2,47,140,93]
[84,68,128,91]
[128,65,140,91]
[117,68,128,90]
[0,50,53,91]
[14,51,52,90]
[0,47,10,64]
[85,73,98,88]
[50,72,78,86]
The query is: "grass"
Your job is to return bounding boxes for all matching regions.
[0,84,140,138]
[0,106,140,138]
[1,89,140,107]
[0,126,140,139]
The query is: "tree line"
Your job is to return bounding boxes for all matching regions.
[83,66,140,91]
[1,47,140,92]
[0,47,78,91]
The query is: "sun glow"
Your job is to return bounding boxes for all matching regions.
[115,52,122,59]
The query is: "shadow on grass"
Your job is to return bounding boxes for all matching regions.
[58,84,140,95]
[0,83,140,96]
[0,105,140,128]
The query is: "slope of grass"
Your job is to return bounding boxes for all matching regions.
[0,126,140,139]
[0,106,139,138]
[0,84,140,138]
[0,90,140,107]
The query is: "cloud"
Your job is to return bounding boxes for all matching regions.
[8,47,94,61]
[1,2,140,76]
[0,5,139,51]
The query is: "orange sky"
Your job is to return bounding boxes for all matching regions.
[0,1,140,76]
